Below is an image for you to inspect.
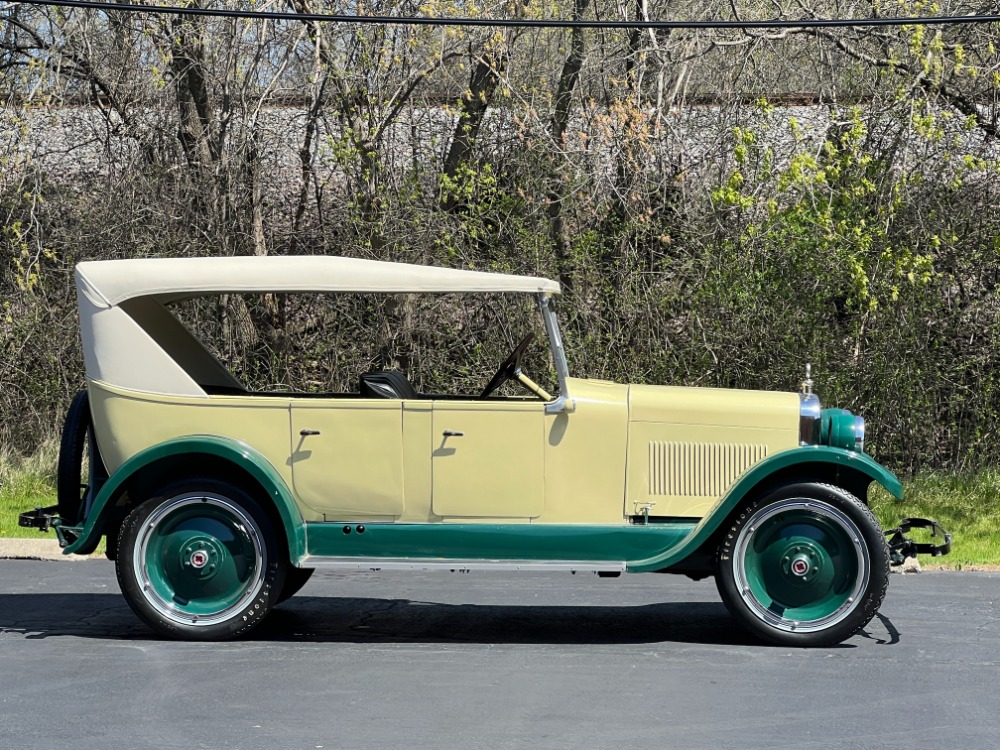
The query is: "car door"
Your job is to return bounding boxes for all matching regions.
[430,400,545,518]
[289,398,405,519]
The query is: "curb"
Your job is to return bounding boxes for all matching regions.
[0,538,103,561]
[890,557,921,574]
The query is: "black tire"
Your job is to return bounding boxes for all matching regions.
[57,389,104,525]
[715,482,890,647]
[276,567,315,604]
[116,478,287,641]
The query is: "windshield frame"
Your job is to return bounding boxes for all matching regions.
[539,293,572,414]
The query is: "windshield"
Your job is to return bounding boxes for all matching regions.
[164,291,558,398]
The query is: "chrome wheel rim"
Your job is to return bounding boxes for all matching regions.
[133,493,266,627]
[733,500,870,634]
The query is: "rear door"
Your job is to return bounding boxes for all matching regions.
[290,398,404,519]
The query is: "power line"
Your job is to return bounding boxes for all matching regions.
[8,0,1000,30]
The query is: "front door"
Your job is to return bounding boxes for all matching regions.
[290,399,404,519]
[431,400,545,518]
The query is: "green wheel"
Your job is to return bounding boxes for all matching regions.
[716,483,889,647]
[116,479,286,640]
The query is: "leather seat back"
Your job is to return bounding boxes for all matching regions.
[359,370,418,399]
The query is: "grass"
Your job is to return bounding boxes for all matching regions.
[870,469,1000,569]
[0,442,58,540]
[1,446,997,566]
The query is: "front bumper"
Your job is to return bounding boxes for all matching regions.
[886,517,952,566]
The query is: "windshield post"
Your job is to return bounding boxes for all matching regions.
[538,293,573,414]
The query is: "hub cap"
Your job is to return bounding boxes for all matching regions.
[133,494,266,627]
[734,500,870,634]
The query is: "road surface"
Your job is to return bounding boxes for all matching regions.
[1,561,996,750]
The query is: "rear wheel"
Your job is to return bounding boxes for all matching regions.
[716,483,889,647]
[116,479,286,640]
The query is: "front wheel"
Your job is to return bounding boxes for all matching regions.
[116,479,286,640]
[715,483,889,647]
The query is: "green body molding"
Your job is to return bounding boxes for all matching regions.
[303,521,697,561]
[63,436,306,561]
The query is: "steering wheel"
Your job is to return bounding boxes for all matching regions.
[480,333,535,398]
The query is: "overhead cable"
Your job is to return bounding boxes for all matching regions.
[8,0,1000,30]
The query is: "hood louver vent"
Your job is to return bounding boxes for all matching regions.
[648,442,767,497]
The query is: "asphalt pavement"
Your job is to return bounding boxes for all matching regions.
[1,560,996,750]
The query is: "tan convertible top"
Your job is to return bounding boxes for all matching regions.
[76,256,559,397]
[76,256,559,307]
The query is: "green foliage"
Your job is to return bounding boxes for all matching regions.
[688,103,1000,471]
[418,159,548,276]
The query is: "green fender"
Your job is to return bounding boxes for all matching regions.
[62,436,306,561]
[627,445,903,572]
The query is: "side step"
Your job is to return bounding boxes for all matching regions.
[300,557,627,573]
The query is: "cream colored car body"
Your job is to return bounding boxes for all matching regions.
[89,377,798,526]
[63,253,898,576]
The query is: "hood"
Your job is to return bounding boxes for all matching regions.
[625,384,800,518]
[628,384,800,429]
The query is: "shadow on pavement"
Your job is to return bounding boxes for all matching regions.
[261,597,763,646]
[857,612,901,646]
[0,594,900,647]
[0,592,762,645]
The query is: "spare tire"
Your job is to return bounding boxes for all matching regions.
[57,389,106,526]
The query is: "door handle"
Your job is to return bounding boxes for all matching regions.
[299,429,321,436]
[442,430,464,437]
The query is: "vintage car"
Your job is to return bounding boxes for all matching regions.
[21,256,950,645]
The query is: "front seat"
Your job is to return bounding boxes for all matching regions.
[359,370,418,399]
